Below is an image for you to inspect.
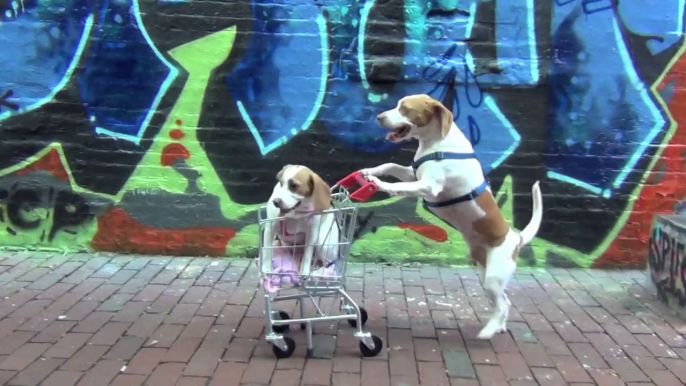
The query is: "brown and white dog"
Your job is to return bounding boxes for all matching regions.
[360,94,543,339]
[262,165,340,277]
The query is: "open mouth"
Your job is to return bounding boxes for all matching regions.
[386,125,411,142]
[279,201,301,216]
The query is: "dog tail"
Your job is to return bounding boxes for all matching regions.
[519,181,543,246]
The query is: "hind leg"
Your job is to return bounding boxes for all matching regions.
[477,245,516,340]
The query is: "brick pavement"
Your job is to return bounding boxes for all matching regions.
[0,252,683,385]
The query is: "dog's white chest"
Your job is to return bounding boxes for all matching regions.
[276,217,309,245]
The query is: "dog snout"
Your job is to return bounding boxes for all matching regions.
[377,112,386,123]
[272,198,284,209]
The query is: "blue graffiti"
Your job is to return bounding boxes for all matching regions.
[78,0,173,144]
[0,0,94,120]
[225,0,327,155]
[227,0,535,172]
[545,2,669,197]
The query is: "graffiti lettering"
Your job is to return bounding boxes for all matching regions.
[649,223,686,306]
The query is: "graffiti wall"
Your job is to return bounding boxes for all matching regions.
[1,0,685,268]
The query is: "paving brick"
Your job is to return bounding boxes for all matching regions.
[89,322,130,345]
[302,359,333,385]
[242,358,277,384]
[0,331,36,355]
[183,343,224,377]
[109,374,147,386]
[126,313,166,338]
[162,337,202,363]
[474,364,508,386]
[7,357,64,386]
[418,362,450,386]
[146,324,184,348]
[497,352,534,381]
[145,362,186,386]
[103,336,146,361]
[75,360,124,386]
[72,312,113,333]
[44,333,92,359]
[125,348,166,375]
[41,371,83,386]
[552,355,592,383]
[361,360,390,386]
[443,350,476,379]
[209,362,247,386]
[531,367,567,386]
[30,321,77,343]
[568,342,609,369]
[60,345,110,372]
[0,343,50,371]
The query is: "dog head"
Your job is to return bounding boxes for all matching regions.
[271,165,331,215]
[376,94,454,143]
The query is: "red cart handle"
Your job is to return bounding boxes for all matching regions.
[337,172,378,202]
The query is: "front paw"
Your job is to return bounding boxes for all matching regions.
[367,177,396,195]
[359,168,379,178]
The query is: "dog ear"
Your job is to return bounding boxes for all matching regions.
[308,172,331,211]
[434,101,454,138]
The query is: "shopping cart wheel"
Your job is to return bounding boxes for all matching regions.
[347,307,368,328]
[272,311,290,333]
[272,337,296,359]
[359,335,383,357]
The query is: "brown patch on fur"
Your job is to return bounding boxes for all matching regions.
[511,234,523,262]
[399,95,453,138]
[290,167,332,211]
[470,245,487,268]
[472,189,510,247]
[309,172,332,211]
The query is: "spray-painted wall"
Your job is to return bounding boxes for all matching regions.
[1,0,684,268]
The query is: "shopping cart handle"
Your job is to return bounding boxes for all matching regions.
[337,172,378,202]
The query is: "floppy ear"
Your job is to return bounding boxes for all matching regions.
[308,173,331,211]
[276,165,289,181]
[434,101,454,138]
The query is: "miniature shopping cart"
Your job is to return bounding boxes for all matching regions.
[256,172,381,359]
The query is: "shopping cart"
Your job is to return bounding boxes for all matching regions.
[256,171,381,358]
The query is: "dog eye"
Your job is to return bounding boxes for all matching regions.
[288,181,298,190]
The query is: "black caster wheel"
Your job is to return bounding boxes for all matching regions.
[347,307,368,328]
[272,337,296,359]
[300,323,307,330]
[359,335,384,357]
[272,311,290,333]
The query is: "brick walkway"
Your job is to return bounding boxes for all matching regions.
[0,253,683,386]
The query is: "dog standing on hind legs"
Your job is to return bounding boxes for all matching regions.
[360,94,543,339]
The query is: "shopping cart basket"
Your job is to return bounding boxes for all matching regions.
[256,171,381,358]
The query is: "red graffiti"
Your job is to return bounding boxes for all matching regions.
[170,129,185,140]
[16,149,70,182]
[596,56,686,268]
[175,119,183,126]
[92,208,236,256]
[161,143,190,167]
[398,223,448,242]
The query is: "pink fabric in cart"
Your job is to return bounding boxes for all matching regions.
[260,239,337,294]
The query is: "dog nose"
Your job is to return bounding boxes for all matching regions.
[377,113,385,122]
[272,198,283,209]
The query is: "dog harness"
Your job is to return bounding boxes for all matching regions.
[412,151,489,208]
